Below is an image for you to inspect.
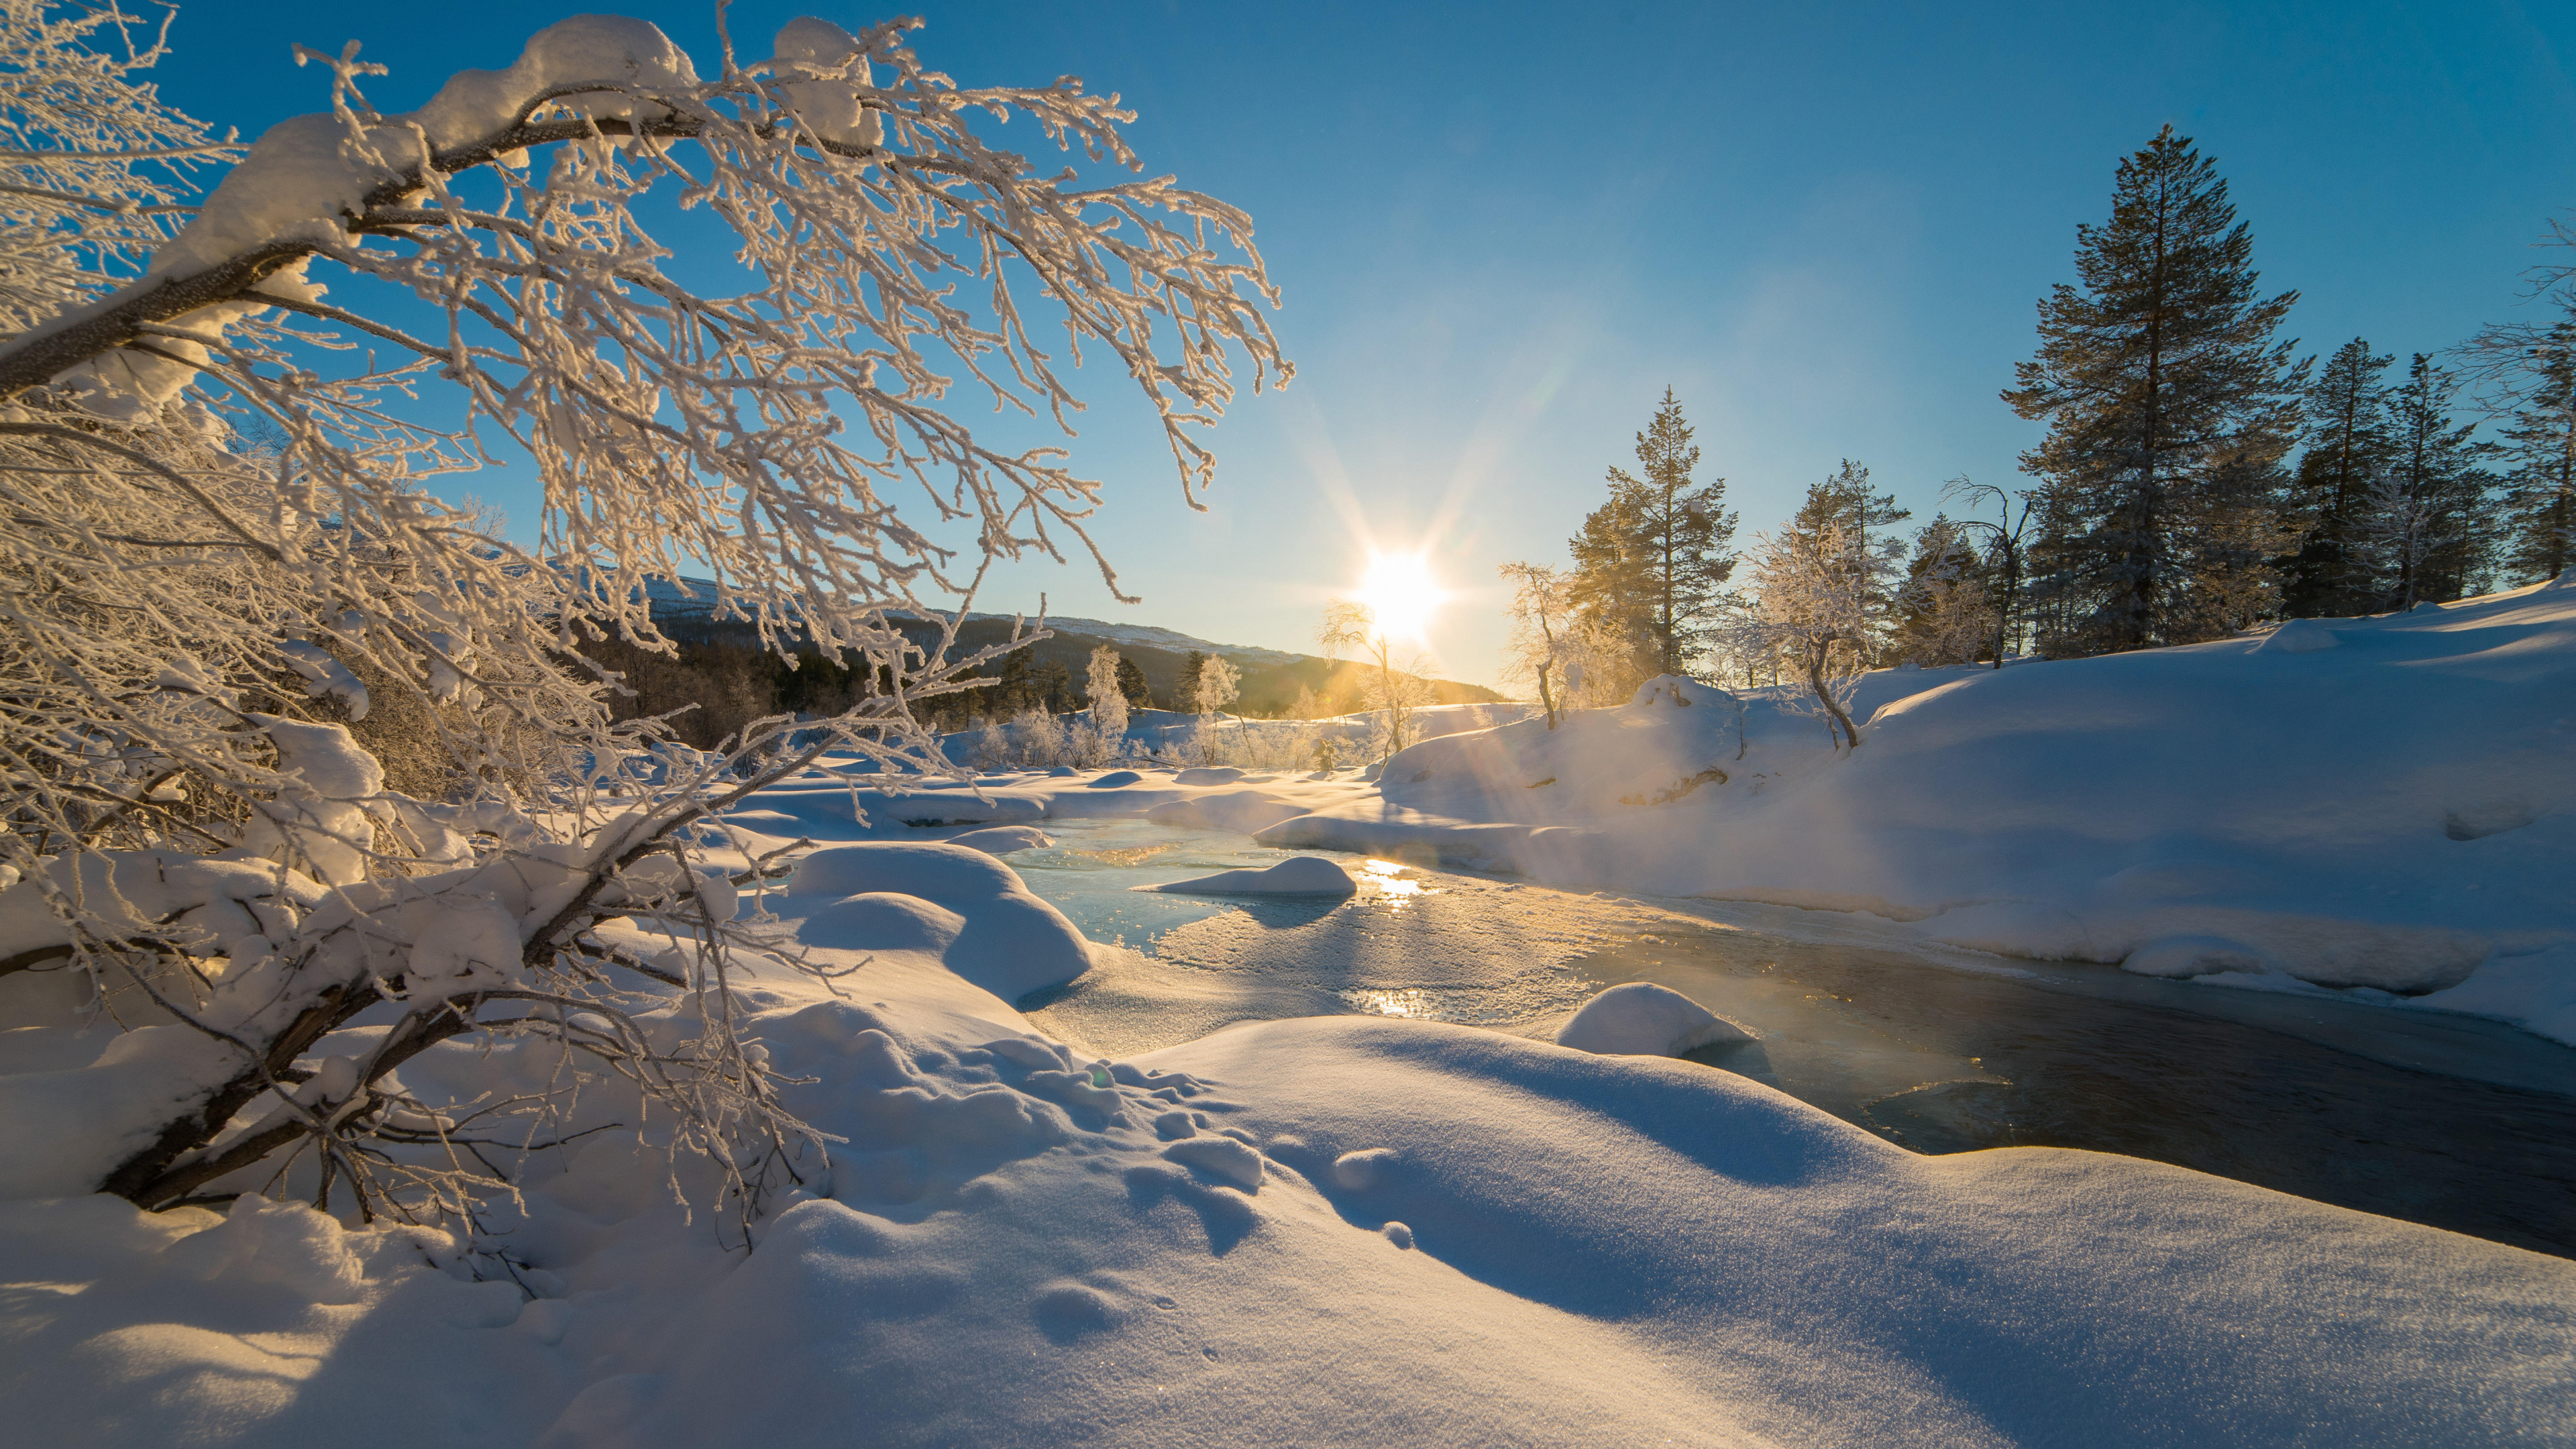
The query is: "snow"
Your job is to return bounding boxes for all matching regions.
[1556,981,1754,1056]
[42,15,700,412]
[782,842,1091,1000]
[1,952,2565,1446]
[1263,576,2576,1038]
[1134,856,1358,898]
[1145,787,1314,833]
[4,586,2574,1444]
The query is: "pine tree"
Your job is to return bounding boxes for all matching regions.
[1114,654,1152,708]
[2375,354,2497,606]
[2004,125,2305,653]
[1034,659,1074,714]
[1568,388,1737,681]
[2496,318,2576,584]
[1174,650,1206,712]
[1892,515,1995,666]
[2283,338,2396,616]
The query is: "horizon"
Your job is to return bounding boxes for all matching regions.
[164,0,2576,686]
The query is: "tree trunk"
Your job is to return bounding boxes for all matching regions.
[1807,637,1860,750]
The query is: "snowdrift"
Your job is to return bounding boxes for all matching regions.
[3,936,2566,1448]
[1262,577,2576,1038]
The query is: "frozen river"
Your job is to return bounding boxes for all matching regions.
[985,817,2576,1259]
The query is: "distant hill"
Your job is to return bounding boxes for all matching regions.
[615,578,1503,733]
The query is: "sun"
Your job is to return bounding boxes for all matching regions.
[1356,552,1448,641]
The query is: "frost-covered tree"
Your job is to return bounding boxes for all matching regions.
[1499,559,1627,725]
[1318,598,1434,761]
[1084,645,1128,739]
[0,9,1286,1223]
[1889,516,1995,667]
[1191,653,1240,720]
[1733,514,1908,750]
[2005,125,2304,653]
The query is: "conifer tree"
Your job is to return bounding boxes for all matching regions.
[1568,388,1737,680]
[2004,125,2305,653]
[1115,654,1152,708]
[2284,338,2396,616]
[2494,318,2576,584]
[1174,650,1207,711]
[2374,354,2497,606]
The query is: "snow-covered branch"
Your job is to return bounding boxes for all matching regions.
[0,7,1287,1228]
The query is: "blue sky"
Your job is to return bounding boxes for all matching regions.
[162,1,2576,686]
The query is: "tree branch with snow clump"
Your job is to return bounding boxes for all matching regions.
[0,6,1287,1232]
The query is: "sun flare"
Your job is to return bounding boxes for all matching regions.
[1356,552,1448,641]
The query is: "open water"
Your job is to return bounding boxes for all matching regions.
[986,816,2576,1259]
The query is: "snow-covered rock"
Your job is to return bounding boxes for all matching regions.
[1556,982,1754,1057]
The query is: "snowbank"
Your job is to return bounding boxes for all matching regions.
[1263,578,2576,1038]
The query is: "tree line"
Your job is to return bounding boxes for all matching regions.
[1507,125,2574,729]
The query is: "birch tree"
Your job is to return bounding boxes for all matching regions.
[1318,598,1434,761]
[0,7,1287,1224]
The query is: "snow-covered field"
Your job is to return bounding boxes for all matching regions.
[5,584,2574,1446]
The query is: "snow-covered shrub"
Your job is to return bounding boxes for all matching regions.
[0,7,1285,1225]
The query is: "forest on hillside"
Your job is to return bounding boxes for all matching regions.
[596,612,1499,751]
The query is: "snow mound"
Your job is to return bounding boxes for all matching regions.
[1556,982,1754,1057]
[1146,789,1311,834]
[784,843,1089,999]
[1172,766,1247,786]
[1136,857,1357,898]
[2257,617,2341,653]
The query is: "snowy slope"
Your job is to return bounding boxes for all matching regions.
[1261,576,2576,1040]
[3,920,2567,1448]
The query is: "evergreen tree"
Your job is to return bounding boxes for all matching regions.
[1568,388,1737,680]
[2004,125,2305,653]
[1034,658,1074,714]
[1173,650,1206,711]
[1891,514,1996,666]
[1114,654,1152,708]
[2496,318,2576,584]
[2283,338,2396,616]
[2375,354,2497,606]
[988,650,1035,716]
